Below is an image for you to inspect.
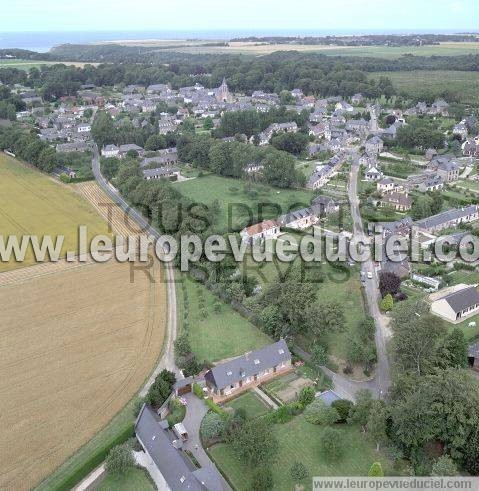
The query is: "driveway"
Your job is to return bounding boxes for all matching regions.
[181,393,231,490]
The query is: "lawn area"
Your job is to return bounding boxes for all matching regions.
[0,153,110,271]
[225,391,271,419]
[96,467,155,491]
[180,275,271,362]
[209,417,395,491]
[370,70,479,106]
[454,180,479,194]
[296,262,367,361]
[175,174,313,233]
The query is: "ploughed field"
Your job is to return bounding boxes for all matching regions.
[0,256,166,490]
[0,158,166,490]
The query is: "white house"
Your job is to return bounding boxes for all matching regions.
[431,286,479,323]
[101,144,119,158]
[240,220,280,245]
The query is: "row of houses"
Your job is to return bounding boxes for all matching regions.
[240,195,340,245]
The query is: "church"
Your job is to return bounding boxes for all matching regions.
[216,78,233,103]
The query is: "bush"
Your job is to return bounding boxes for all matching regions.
[319,427,344,461]
[193,382,204,399]
[251,466,273,490]
[200,412,226,439]
[104,442,134,476]
[304,399,340,425]
[205,398,228,418]
[380,294,394,312]
[331,399,354,423]
[290,461,308,481]
[270,405,293,424]
[368,462,384,477]
[298,386,315,406]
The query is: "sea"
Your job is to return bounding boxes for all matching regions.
[0,29,470,53]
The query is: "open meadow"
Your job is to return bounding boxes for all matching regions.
[175,174,313,233]
[370,70,479,105]
[0,255,166,491]
[0,154,110,272]
[0,59,98,70]
[97,39,479,58]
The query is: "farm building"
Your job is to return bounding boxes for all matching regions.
[204,340,292,401]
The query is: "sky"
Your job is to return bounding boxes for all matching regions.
[2,0,478,34]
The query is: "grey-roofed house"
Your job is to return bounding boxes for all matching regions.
[431,286,479,323]
[279,207,318,230]
[204,340,292,401]
[135,404,227,490]
[415,205,479,233]
[143,167,180,180]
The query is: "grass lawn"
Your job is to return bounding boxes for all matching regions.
[225,391,271,419]
[176,174,313,233]
[454,180,479,194]
[296,262,367,361]
[96,467,155,491]
[209,417,396,491]
[180,275,271,362]
[0,153,110,271]
[369,70,479,105]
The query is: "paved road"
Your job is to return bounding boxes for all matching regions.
[91,144,180,390]
[348,159,391,398]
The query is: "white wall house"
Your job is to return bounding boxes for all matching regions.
[431,286,479,323]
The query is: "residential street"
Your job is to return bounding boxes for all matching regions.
[348,158,391,398]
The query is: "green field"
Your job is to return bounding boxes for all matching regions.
[0,154,110,271]
[370,70,479,105]
[210,417,395,490]
[127,41,479,59]
[96,467,155,491]
[225,391,271,419]
[0,59,96,70]
[175,174,313,233]
[180,275,271,362]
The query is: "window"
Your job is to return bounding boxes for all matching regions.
[254,359,260,365]
[278,348,284,354]
[227,370,232,376]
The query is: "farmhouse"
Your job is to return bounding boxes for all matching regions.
[101,144,119,158]
[311,195,340,215]
[364,165,383,181]
[415,205,479,233]
[119,143,145,158]
[135,404,226,490]
[377,178,395,194]
[240,219,280,245]
[431,286,479,323]
[279,207,318,230]
[365,136,383,155]
[380,192,412,212]
[204,340,292,401]
[143,167,180,180]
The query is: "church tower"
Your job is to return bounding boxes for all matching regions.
[216,78,231,103]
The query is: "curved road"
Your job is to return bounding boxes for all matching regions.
[91,144,180,391]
